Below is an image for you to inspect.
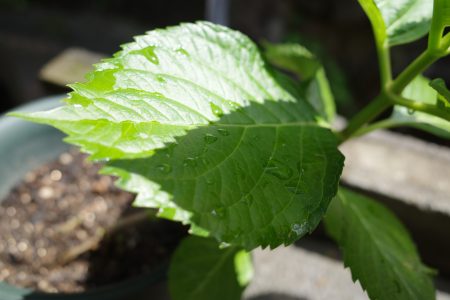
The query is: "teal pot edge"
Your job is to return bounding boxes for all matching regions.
[0,95,167,300]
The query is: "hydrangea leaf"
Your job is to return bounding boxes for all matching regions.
[14,22,344,249]
[325,188,436,300]
[169,236,252,300]
[358,0,433,47]
[390,75,450,139]
[263,42,336,122]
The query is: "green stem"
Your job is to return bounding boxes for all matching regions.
[388,93,450,122]
[352,119,403,137]
[389,49,440,94]
[377,43,392,86]
[339,94,391,143]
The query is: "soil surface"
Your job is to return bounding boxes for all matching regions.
[0,149,186,293]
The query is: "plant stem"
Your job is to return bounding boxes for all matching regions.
[352,119,402,137]
[388,93,450,121]
[389,49,440,94]
[377,44,392,86]
[339,94,391,143]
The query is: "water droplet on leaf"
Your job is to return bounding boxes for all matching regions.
[183,157,197,167]
[211,206,226,219]
[204,133,218,144]
[210,102,224,117]
[156,75,166,83]
[291,222,308,236]
[156,164,172,174]
[266,159,293,180]
[139,46,159,65]
[176,48,189,57]
[227,100,241,110]
[407,108,415,115]
[217,128,230,136]
[139,133,149,139]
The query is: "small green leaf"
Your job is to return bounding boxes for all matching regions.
[169,236,251,300]
[263,42,321,80]
[15,22,344,250]
[358,0,433,47]
[429,78,450,106]
[389,75,450,139]
[304,68,335,122]
[325,188,436,300]
[263,42,336,122]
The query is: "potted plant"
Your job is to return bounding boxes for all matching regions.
[2,0,450,299]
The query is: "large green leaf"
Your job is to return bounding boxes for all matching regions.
[14,22,344,249]
[358,0,433,47]
[263,42,336,122]
[390,75,450,139]
[325,188,435,300]
[169,236,251,300]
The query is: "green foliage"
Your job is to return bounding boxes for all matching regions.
[325,188,436,300]
[14,22,344,250]
[390,75,450,139]
[263,42,336,122]
[430,78,450,105]
[263,42,321,80]
[169,236,252,300]
[13,1,450,298]
[358,0,433,47]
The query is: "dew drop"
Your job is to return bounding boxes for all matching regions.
[407,108,415,115]
[176,48,190,57]
[265,159,293,180]
[204,133,218,144]
[217,128,230,136]
[296,163,305,175]
[156,75,166,83]
[291,222,308,236]
[211,206,226,218]
[183,157,197,167]
[206,178,215,185]
[141,46,159,65]
[156,164,172,174]
[210,102,224,117]
[227,100,241,110]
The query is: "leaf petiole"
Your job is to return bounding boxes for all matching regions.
[387,93,450,122]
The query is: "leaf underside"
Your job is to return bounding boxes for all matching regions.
[15,22,344,250]
[325,188,435,300]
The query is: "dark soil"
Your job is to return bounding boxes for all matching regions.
[0,149,186,293]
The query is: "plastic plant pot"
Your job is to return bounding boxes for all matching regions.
[0,95,168,300]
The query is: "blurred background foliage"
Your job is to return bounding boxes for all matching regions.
[1,0,449,144]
